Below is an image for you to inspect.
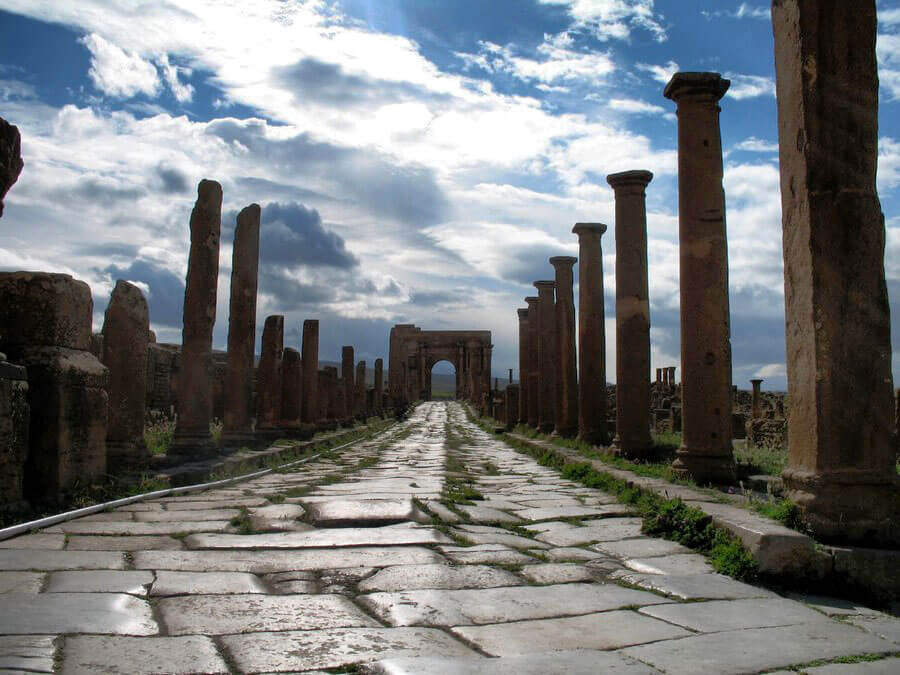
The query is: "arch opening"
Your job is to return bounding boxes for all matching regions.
[428,360,456,400]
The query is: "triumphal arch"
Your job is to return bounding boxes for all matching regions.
[388,324,492,406]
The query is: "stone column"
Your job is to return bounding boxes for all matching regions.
[172,179,222,457]
[101,280,150,470]
[356,361,367,417]
[668,367,676,389]
[773,0,899,544]
[255,315,284,435]
[608,171,654,457]
[505,383,519,430]
[223,204,261,446]
[750,379,763,420]
[325,366,339,420]
[571,223,608,445]
[0,352,28,512]
[664,73,736,483]
[550,256,578,438]
[374,358,384,414]
[342,346,355,421]
[280,348,301,430]
[508,368,513,385]
[0,273,108,503]
[533,280,556,434]
[656,368,663,387]
[516,309,529,423]
[300,320,319,424]
[524,296,540,428]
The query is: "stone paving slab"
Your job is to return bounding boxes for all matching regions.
[358,563,522,592]
[0,533,66,549]
[638,597,831,632]
[455,504,523,523]
[156,496,268,508]
[132,508,239,522]
[541,546,605,562]
[220,626,478,672]
[61,635,229,674]
[304,498,428,527]
[622,622,897,675]
[158,593,378,635]
[610,571,777,600]
[452,609,691,656]
[594,537,693,559]
[512,504,634,521]
[452,525,549,550]
[803,658,900,674]
[185,523,452,549]
[0,570,43,592]
[133,546,444,572]
[65,535,185,551]
[363,650,661,674]
[421,500,461,523]
[79,511,135,522]
[45,570,154,594]
[0,634,55,673]
[520,562,597,585]
[48,520,231,536]
[360,582,670,626]
[439,545,536,566]
[623,553,715,576]
[0,549,125,570]
[0,592,157,634]
[530,518,644,546]
[150,570,268,596]
[845,614,900,645]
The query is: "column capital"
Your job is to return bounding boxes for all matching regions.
[549,255,577,269]
[572,222,607,237]
[664,72,730,103]
[517,308,529,319]
[533,280,555,291]
[750,378,763,385]
[525,296,539,308]
[606,170,653,189]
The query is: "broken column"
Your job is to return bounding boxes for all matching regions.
[355,361,367,417]
[773,0,899,544]
[525,296,540,428]
[223,204,261,447]
[255,315,284,437]
[374,358,384,415]
[0,116,23,219]
[664,72,736,483]
[750,379,763,420]
[608,171,654,456]
[171,179,222,457]
[668,367,676,389]
[571,223,608,445]
[533,280,557,434]
[300,320,318,424]
[280,348,302,431]
[550,256,578,438]
[342,346,355,422]
[101,280,150,471]
[505,383,520,430]
[517,308,529,424]
[0,272,108,503]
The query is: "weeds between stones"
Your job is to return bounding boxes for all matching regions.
[229,507,254,534]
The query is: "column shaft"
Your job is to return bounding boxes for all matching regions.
[550,256,578,437]
[300,320,319,424]
[533,281,557,433]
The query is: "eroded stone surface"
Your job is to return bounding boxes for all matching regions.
[359,564,521,593]
[304,498,427,527]
[62,635,228,675]
[0,570,43,592]
[45,570,153,594]
[638,597,829,632]
[363,650,659,675]
[150,571,267,596]
[0,634,55,674]
[0,550,125,571]
[0,592,157,634]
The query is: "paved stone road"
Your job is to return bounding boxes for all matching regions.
[1,401,898,673]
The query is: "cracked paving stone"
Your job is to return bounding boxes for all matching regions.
[0,570,44,592]
[150,571,268,596]
[0,549,125,571]
[638,597,831,632]
[65,535,185,551]
[359,582,670,626]
[452,525,549,550]
[61,635,229,674]
[304,498,428,527]
[45,570,154,594]
[79,511,134,522]
[519,563,597,585]
[358,564,522,592]
[609,571,777,600]
[439,545,536,566]
[452,609,690,656]
[185,522,452,549]
[621,621,897,675]
[421,501,461,523]
[156,496,268,508]
[157,593,379,635]
[0,592,157,634]
[248,503,308,531]
[362,650,661,674]
[0,635,55,673]
[220,626,478,672]
[541,547,605,562]
[454,504,523,524]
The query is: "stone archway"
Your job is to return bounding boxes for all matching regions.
[426,359,456,400]
[388,324,492,407]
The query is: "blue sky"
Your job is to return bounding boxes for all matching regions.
[1,0,899,391]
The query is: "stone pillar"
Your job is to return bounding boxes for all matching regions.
[656,368,662,387]
[374,358,384,414]
[533,280,556,434]
[255,315,283,435]
[550,256,578,438]
[342,346,355,421]
[171,179,222,457]
[668,367,676,388]
[516,308,529,424]
[0,352,28,512]
[572,223,608,445]
[101,280,150,470]
[280,348,301,430]
[608,171,654,457]
[0,272,108,504]
[300,320,318,424]
[505,383,520,430]
[508,368,513,385]
[336,378,347,423]
[356,361,367,417]
[0,116,23,219]
[750,379,763,420]
[773,0,899,544]
[664,73,735,483]
[324,366,339,420]
[525,296,540,428]
[223,204,261,446]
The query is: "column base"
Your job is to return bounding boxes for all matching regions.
[537,422,555,434]
[551,427,578,439]
[671,446,736,485]
[611,435,654,460]
[106,440,151,473]
[168,430,218,458]
[220,429,258,450]
[578,429,609,448]
[783,467,900,547]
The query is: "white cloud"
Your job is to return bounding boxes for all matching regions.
[539,0,667,42]
[157,54,194,103]
[878,31,900,100]
[725,73,776,100]
[879,136,900,191]
[879,8,900,26]
[735,3,770,20]
[755,363,786,379]
[636,60,678,85]
[608,97,665,115]
[79,33,161,99]
[733,137,779,153]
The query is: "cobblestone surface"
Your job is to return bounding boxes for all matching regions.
[1,401,897,673]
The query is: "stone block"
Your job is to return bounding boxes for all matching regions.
[0,272,92,350]
[0,357,28,511]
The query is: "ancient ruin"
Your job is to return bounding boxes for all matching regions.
[280,347,302,432]
[533,280,556,434]
[549,256,578,438]
[300,320,319,425]
[255,315,284,436]
[0,116,23,219]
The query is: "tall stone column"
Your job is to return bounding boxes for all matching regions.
[255,315,283,435]
[664,73,736,483]
[750,379,763,420]
[223,204,261,446]
[608,171,654,456]
[524,296,540,428]
[280,348,301,430]
[533,280,556,433]
[300,320,319,424]
[550,256,578,438]
[102,280,150,470]
[668,367,676,388]
[517,308,529,424]
[571,224,608,445]
[172,179,222,457]
[773,0,899,544]
[356,361,367,417]
[342,346,355,422]
[505,384,519,430]
[374,358,384,414]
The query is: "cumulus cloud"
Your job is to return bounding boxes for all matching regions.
[635,60,679,85]
[79,33,161,99]
[733,137,778,153]
[538,0,667,42]
[157,54,194,103]
[100,259,185,327]
[725,73,776,100]
[608,97,666,115]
